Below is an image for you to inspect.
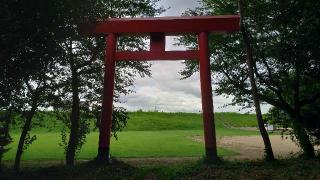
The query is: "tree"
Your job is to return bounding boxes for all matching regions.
[14,64,54,171]
[12,24,62,171]
[0,0,32,167]
[180,0,320,158]
[238,0,274,160]
[0,51,23,170]
[266,96,320,147]
[51,0,163,166]
[0,49,22,170]
[1,0,163,168]
[1,0,64,171]
[0,110,13,171]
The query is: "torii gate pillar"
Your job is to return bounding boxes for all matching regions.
[97,33,116,161]
[198,32,218,160]
[81,16,240,163]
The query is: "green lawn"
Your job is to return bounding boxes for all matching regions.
[4,112,259,161]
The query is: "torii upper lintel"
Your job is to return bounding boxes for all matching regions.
[82,15,240,35]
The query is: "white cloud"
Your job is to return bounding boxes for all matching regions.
[158,0,201,17]
[116,0,271,113]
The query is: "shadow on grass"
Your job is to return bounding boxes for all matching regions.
[0,159,143,180]
[173,157,320,180]
[1,157,320,180]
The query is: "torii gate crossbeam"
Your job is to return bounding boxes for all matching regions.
[81,15,240,162]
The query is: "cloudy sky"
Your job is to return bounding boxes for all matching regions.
[116,0,270,113]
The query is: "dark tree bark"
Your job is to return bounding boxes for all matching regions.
[239,0,275,160]
[14,99,38,172]
[292,120,315,158]
[66,42,80,166]
[291,67,315,158]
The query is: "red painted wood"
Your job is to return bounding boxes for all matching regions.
[150,33,166,52]
[115,50,199,61]
[99,34,116,151]
[88,16,240,162]
[198,32,218,161]
[81,15,240,35]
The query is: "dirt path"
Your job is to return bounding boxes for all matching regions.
[219,135,301,160]
[190,135,319,160]
[122,135,319,166]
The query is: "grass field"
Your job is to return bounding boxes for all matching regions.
[2,112,320,180]
[4,112,259,161]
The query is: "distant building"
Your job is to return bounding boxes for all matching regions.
[264,123,274,131]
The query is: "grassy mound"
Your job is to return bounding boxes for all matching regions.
[11,111,258,132]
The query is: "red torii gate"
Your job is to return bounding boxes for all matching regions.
[83,15,240,162]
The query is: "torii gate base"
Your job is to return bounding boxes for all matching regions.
[82,16,240,163]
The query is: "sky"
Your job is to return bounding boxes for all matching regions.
[116,0,270,113]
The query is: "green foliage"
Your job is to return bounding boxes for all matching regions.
[266,106,320,146]
[23,133,36,151]
[265,108,292,129]
[180,0,320,157]
[56,111,92,157]
[112,107,129,140]
[45,0,163,164]
[1,0,164,166]
[0,123,12,160]
[57,111,70,153]
[0,0,64,168]
[181,0,320,114]
[0,136,11,155]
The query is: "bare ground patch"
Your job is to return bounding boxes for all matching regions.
[189,135,320,160]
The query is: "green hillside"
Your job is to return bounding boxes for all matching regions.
[4,112,259,160]
[124,111,258,131]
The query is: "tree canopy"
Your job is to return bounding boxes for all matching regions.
[1,0,163,169]
[180,0,320,158]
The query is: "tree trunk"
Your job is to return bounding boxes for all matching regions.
[65,68,80,166]
[239,0,275,160]
[292,119,315,158]
[14,104,37,172]
[291,68,315,158]
[65,42,80,166]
